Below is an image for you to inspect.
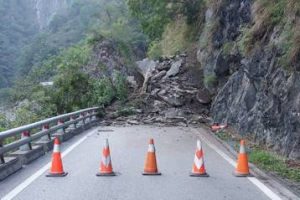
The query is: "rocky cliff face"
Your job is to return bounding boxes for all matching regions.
[34,0,67,29]
[198,0,300,159]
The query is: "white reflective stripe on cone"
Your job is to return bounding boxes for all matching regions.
[240,145,246,154]
[104,139,109,148]
[148,144,155,152]
[197,140,202,150]
[102,156,111,167]
[194,152,204,169]
[53,144,60,153]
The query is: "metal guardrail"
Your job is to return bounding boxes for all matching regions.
[0,107,99,164]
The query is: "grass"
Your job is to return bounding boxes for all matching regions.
[222,41,234,56]
[249,148,300,183]
[147,40,162,60]
[213,128,300,183]
[160,17,195,56]
[204,72,217,89]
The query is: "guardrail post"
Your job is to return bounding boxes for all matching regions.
[69,116,76,129]
[85,112,90,123]
[0,140,5,164]
[76,113,85,128]
[92,110,97,121]
[28,131,33,150]
[20,131,32,151]
[41,124,51,141]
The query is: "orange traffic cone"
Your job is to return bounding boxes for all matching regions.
[46,138,68,177]
[234,140,252,177]
[190,139,209,177]
[96,139,115,176]
[142,138,161,175]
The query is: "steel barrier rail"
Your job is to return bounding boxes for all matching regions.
[0,107,99,164]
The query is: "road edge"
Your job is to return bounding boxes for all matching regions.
[192,126,300,200]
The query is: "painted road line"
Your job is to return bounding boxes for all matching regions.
[1,131,96,200]
[191,128,282,200]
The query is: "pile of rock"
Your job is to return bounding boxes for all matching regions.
[102,54,212,127]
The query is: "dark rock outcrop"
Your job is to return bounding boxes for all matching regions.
[198,0,300,159]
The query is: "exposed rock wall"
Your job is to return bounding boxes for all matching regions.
[198,0,300,159]
[34,0,67,29]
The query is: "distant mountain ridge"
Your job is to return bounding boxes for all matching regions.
[0,0,67,88]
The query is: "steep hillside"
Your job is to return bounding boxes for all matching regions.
[128,0,300,160]
[0,0,67,90]
[0,0,147,130]
[197,0,300,160]
[0,0,38,88]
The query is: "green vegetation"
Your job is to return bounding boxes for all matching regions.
[160,18,195,56]
[0,0,38,88]
[221,41,234,56]
[17,0,110,76]
[249,148,300,183]
[0,0,148,130]
[91,78,116,107]
[127,0,174,40]
[128,0,205,58]
[114,71,128,102]
[204,72,217,89]
[237,27,253,56]
[148,41,162,60]
[213,128,300,183]
[237,0,296,55]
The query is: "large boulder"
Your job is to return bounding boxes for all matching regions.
[164,59,183,79]
[136,58,157,78]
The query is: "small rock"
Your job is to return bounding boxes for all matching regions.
[151,88,160,96]
[126,76,137,89]
[164,108,184,118]
[158,90,167,96]
[136,58,157,78]
[178,122,188,127]
[160,95,185,107]
[133,109,143,114]
[196,89,212,104]
[152,70,167,80]
[154,100,164,108]
[156,64,170,71]
[163,59,183,79]
[127,120,139,125]
[116,116,126,121]
[180,53,187,57]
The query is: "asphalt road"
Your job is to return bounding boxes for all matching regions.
[0,126,297,200]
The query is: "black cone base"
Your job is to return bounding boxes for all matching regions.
[189,172,209,177]
[142,171,162,176]
[46,172,68,177]
[233,172,253,177]
[96,172,116,176]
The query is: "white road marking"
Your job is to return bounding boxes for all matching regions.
[1,131,96,200]
[191,128,282,200]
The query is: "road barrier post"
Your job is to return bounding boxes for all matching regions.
[0,140,4,164]
[19,131,31,151]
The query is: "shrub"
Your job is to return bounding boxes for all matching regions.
[204,72,217,89]
[160,18,195,56]
[113,71,127,102]
[0,88,13,101]
[241,0,288,54]
[147,40,162,60]
[91,77,116,106]
[222,41,234,56]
